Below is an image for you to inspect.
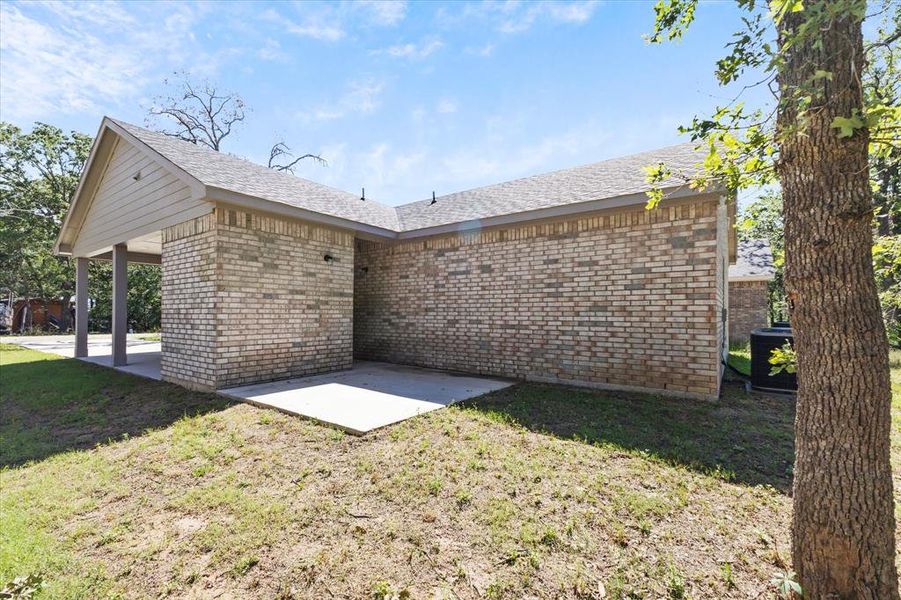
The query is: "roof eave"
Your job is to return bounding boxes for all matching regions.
[396,184,720,240]
[205,186,400,239]
[54,119,114,256]
[728,274,775,282]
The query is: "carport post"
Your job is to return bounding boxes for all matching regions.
[74,257,89,358]
[112,243,128,366]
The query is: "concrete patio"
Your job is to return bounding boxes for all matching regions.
[221,361,512,434]
[3,335,512,434]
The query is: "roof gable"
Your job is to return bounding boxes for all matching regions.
[55,120,205,255]
[70,133,206,257]
[111,120,401,232]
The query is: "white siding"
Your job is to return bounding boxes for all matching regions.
[72,138,210,257]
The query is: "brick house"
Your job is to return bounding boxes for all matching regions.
[56,117,738,400]
[728,239,777,344]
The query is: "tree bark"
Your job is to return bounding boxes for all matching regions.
[777,4,898,598]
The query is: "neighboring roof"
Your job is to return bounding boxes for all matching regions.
[111,119,401,231]
[396,143,708,232]
[729,239,776,280]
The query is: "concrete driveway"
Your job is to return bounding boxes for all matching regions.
[5,334,162,380]
[4,335,512,434]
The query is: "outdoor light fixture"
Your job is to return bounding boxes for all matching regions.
[323,254,334,263]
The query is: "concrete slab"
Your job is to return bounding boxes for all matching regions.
[4,336,513,433]
[221,361,513,434]
[5,334,162,381]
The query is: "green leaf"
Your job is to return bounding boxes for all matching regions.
[830,112,865,138]
[770,0,804,23]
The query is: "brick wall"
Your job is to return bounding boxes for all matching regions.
[354,196,723,400]
[161,212,218,389]
[213,207,354,387]
[161,207,354,390]
[728,279,769,344]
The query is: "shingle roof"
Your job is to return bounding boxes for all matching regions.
[395,143,707,231]
[113,119,401,231]
[729,239,776,280]
[112,118,709,235]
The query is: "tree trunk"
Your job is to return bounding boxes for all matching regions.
[776,4,898,598]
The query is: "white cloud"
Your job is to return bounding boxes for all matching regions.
[36,0,138,28]
[257,38,287,61]
[458,1,600,34]
[285,21,345,41]
[545,1,598,24]
[436,98,458,114]
[356,0,408,26]
[0,5,146,120]
[465,43,496,57]
[411,106,427,123]
[290,116,622,204]
[261,8,345,42]
[358,142,427,190]
[0,2,244,123]
[378,38,444,60]
[261,2,405,45]
[309,79,387,121]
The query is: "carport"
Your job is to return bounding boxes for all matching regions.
[55,117,207,369]
[56,117,398,391]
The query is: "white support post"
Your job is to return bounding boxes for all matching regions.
[112,243,128,366]
[74,257,89,358]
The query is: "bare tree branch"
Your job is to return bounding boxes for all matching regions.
[147,73,326,174]
[267,141,327,173]
[146,72,246,151]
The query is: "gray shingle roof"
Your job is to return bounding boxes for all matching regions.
[113,119,401,231]
[112,118,709,234]
[729,239,776,279]
[396,143,707,231]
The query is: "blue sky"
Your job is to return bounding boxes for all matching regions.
[1,1,769,205]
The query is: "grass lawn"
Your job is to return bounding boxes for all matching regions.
[1,344,898,599]
[727,344,751,377]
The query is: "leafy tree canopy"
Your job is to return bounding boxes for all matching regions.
[644,0,900,208]
[0,122,161,332]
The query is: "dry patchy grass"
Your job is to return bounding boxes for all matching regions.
[1,345,895,599]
